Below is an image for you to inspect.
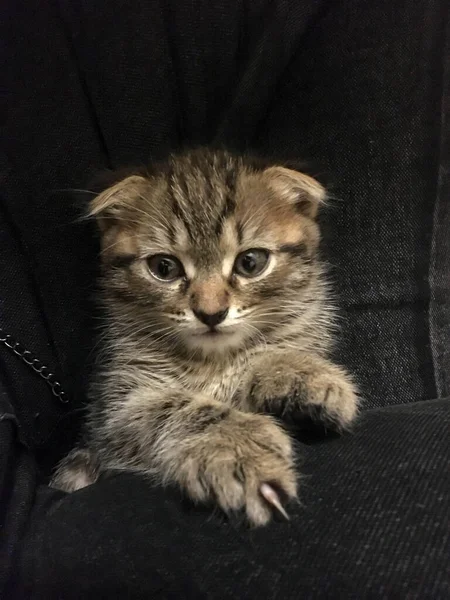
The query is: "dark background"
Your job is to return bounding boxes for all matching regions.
[1,0,449,597]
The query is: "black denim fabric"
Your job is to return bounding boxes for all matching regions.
[10,400,450,599]
[429,24,450,399]
[0,0,449,597]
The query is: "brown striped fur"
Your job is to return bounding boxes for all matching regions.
[51,149,358,526]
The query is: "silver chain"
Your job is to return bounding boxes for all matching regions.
[0,327,69,404]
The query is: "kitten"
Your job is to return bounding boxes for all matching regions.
[51,148,358,526]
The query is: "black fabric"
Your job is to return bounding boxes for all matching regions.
[0,385,36,596]
[430,16,450,399]
[9,400,450,599]
[1,0,449,597]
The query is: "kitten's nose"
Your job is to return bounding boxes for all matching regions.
[193,308,229,329]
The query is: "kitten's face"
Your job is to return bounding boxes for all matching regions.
[91,150,324,356]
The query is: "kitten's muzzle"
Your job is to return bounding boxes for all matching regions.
[193,308,229,329]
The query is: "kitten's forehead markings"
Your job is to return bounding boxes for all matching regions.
[140,225,173,251]
[174,219,190,249]
[220,219,239,278]
[222,219,239,245]
[171,222,197,280]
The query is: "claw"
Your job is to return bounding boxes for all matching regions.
[259,483,290,520]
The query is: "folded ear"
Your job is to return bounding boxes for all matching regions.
[88,175,149,232]
[263,166,326,219]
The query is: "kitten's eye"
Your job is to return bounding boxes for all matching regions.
[233,249,270,278]
[146,255,184,282]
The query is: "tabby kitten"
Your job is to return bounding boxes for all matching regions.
[51,148,358,526]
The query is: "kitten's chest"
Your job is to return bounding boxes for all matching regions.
[181,357,247,403]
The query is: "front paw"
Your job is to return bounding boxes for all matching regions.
[243,353,359,431]
[51,448,101,492]
[175,412,297,527]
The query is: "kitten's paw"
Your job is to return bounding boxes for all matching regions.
[51,448,101,492]
[243,353,359,431]
[175,413,297,526]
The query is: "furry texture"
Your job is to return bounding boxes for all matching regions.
[51,149,359,526]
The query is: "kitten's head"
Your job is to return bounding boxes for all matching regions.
[89,149,326,357]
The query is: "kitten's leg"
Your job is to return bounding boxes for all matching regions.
[88,391,297,526]
[51,448,101,492]
[237,351,359,431]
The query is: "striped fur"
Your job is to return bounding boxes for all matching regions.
[51,149,358,526]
